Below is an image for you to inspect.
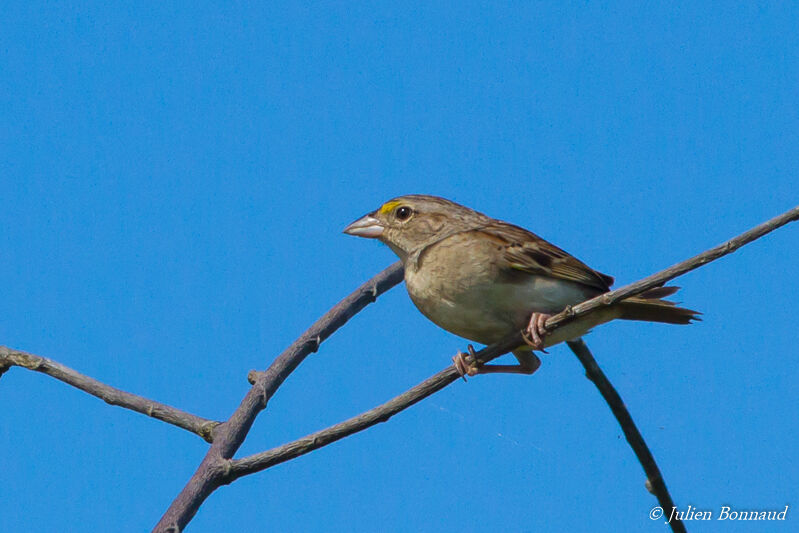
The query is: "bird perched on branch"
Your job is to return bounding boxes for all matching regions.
[344,195,699,377]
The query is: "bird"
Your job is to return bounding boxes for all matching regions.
[343,194,699,377]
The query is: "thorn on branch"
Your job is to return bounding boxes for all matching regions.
[306,335,323,354]
[247,373,270,407]
[256,383,269,410]
[366,283,379,302]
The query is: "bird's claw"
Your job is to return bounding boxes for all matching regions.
[452,344,480,380]
[522,312,551,351]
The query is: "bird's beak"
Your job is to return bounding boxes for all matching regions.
[343,214,384,238]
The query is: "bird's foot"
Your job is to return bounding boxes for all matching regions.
[522,312,551,351]
[453,345,542,379]
[452,344,480,380]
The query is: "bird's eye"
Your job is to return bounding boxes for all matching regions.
[395,206,413,221]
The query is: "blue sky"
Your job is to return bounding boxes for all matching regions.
[1,3,797,532]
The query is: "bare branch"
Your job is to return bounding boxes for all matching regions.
[229,340,689,533]
[0,346,220,443]
[228,205,799,483]
[153,262,405,533]
[566,339,686,533]
[229,366,461,477]
[543,204,799,334]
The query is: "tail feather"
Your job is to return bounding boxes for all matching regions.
[638,285,681,300]
[617,292,701,325]
[540,287,698,348]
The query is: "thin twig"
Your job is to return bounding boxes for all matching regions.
[228,205,799,483]
[153,262,405,533]
[227,334,519,478]
[229,366,461,477]
[566,339,686,533]
[543,204,799,334]
[0,347,220,443]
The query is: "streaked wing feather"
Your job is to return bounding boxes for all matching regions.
[474,221,614,292]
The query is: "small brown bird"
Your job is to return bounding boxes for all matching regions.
[344,195,699,377]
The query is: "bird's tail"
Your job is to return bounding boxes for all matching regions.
[540,286,699,349]
[616,286,701,325]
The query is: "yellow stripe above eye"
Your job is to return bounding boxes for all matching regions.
[378,200,402,214]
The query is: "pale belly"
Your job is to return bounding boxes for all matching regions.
[405,265,594,345]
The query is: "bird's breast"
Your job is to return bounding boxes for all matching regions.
[403,241,595,345]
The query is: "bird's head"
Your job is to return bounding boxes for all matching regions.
[343,194,489,261]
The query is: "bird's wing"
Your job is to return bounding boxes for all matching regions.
[472,221,614,292]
